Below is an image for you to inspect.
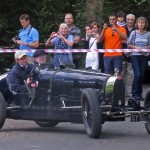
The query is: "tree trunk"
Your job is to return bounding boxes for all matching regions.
[85,0,104,24]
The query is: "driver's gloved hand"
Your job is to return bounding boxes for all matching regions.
[26,77,32,84]
[30,81,38,88]
[26,78,38,88]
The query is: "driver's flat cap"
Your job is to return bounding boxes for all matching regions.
[33,50,47,57]
[14,50,26,59]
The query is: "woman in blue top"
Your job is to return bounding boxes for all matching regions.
[45,23,74,69]
[128,17,150,107]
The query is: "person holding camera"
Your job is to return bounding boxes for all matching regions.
[13,14,39,57]
[45,23,74,69]
[84,22,103,71]
[99,13,127,76]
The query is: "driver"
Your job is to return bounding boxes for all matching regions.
[33,49,47,64]
[33,49,54,69]
[7,50,38,106]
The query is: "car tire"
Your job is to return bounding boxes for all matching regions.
[144,88,150,134]
[81,88,102,138]
[145,114,150,134]
[35,121,59,127]
[0,91,6,129]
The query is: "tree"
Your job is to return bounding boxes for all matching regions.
[103,0,150,22]
[85,0,104,24]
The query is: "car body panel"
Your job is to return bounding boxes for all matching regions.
[0,67,125,123]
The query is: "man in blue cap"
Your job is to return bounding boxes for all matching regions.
[33,50,54,69]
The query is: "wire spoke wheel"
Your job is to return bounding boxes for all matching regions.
[84,100,92,129]
[81,88,102,138]
[144,88,150,134]
[145,113,150,134]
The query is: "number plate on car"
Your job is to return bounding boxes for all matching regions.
[130,114,144,122]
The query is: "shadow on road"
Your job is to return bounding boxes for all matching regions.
[0,124,86,135]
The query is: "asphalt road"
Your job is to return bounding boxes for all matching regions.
[0,119,150,150]
[0,85,150,150]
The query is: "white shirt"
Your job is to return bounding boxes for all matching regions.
[85,37,99,70]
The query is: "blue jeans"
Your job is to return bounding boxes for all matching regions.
[53,53,73,69]
[131,55,147,98]
[104,56,123,75]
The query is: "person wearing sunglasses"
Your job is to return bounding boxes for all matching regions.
[33,49,47,65]
[99,12,127,76]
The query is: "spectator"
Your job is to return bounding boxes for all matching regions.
[128,17,150,107]
[84,22,103,70]
[45,23,74,69]
[7,50,38,106]
[122,14,135,98]
[64,13,81,68]
[64,13,81,37]
[116,11,126,27]
[99,13,127,75]
[14,14,39,57]
[85,25,92,37]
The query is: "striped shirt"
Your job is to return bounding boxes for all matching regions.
[127,30,150,55]
[117,21,126,27]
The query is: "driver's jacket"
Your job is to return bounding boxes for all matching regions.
[7,63,35,93]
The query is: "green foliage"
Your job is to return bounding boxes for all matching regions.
[0,0,150,46]
[0,0,38,45]
[103,0,150,23]
[37,0,71,42]
[0,0,85,45]
[0,53,14,73]
[0,0,86,72]
[72,0,86,36]
[37,0,85,42]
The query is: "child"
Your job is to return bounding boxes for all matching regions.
[116,11,126,27]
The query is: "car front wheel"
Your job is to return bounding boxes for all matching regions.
[81,88,102,138]
[144,88,150,134]
[145,113,150,134]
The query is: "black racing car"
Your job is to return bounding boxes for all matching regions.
[0,64,150,138]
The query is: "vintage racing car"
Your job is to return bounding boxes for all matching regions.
[0,63,150,138]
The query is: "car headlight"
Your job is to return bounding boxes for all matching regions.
[104,76,125,107]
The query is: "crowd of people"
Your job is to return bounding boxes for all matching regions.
[8,12,150,108]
